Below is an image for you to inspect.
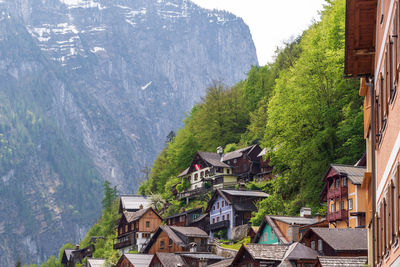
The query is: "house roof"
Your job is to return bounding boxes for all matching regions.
[221,189,269,198]
[155,253,187,267]
[87,258,108,267]
[208,258,234,267]
[245,244,290,261]
[330,164,366,185]
[179,253,226,260]
[170,226,208,238]
[222,145,256,161]
[190,213,208,224]
[164,207,203,220]
[198,151,231,168]
[283,242,319,261]
[257,148,266,157]
[62,249,74,263]
[304,228,368,251]
[178,167,190,177]
[120,195,150,211]
[317,256,368,267]
[270,215,320,225]
[124,254,154,267]
[124,207,162,223]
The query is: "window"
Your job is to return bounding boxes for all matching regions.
[348,198,353,210]
[125,225,128,233]
[169,239,173,247]
[213,205,215,211]
[227,213,230,221]
[341,201,345,210]
[331,203,335,212]
[201,171,204,178]
[179,215,185,222]
[222,215,225,221]
[233,159,237,164]
[194,173,198,181]
[160,240,165,249]
[343,177,347,187]
[217,202,220,209]
[311,241,315,250]
[222,201,224,208]
[335,179,340,188]
[271,230,275,240]
[264,231,268,241]
[318,239,323,251]
[146,221,150,228]
[212,218,215,224]
[217,217,220,222]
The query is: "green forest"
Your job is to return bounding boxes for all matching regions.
[26,0,366,265]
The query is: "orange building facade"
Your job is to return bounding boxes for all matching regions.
[345,0,400,266]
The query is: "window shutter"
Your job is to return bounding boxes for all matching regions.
[375,211,380,264]
[398,0,400,71]
[385,46,390,116]
[381,201,386,258]
[389,181,394,245]
[397,163,400,237]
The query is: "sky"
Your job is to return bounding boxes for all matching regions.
[191,0,327,66]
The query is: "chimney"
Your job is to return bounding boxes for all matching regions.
[217,146,224,161]
[75,244,80,250]
[300,207,312,218]
[139,204,143,210]
[315,213,323,222]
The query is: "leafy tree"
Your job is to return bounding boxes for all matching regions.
[101,180,117,212]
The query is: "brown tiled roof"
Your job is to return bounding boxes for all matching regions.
[244,244,290,261]
[170,226,208,238]
[318,256,368,266]
[155,253,187,267]
[198,152,231,168]
[330,164,366,185]
[308,228,367,251]
[207,258,234,267]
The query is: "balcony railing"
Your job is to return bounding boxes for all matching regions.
[327,209,348,222]
[327,186,348,199]
[113,232,136,250]
[207,220,230,231]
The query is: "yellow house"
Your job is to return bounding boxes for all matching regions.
[320,164,367,229]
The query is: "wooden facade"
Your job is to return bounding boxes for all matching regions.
[147,230,183,254]
[164,207,203,227]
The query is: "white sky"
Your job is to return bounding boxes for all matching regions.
[191,0,326,66]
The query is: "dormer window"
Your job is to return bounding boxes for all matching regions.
[335,179,340,188]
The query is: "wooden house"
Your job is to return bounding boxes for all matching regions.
[164,207,203,227]
[316,256,368,267]
[119,195,150,214]
[114,207,162,253]
[253,148,273,182]
[320,164,367,228]
[206,189,268,240]
[115,254,153,267]
[253,209,325,245]
[188,213,209,232]
[142,225,209,254]
[300,228,368,257]
[61,245,94,267]
[231,243,318,267]
[149,253,188,267]
[345,0,400,265]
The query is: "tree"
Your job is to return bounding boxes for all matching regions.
[101,180,117,212]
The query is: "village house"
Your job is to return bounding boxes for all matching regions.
[253,208,325,245]
[114,207,163,253]
[164,207,203,227]
[119,195,150,214]
[320,164,367,228]
[142,225,209,254]
[300,228,368,257]
[345,0,400,265]
[115,254,153,267]
[61,245,94,267]
[231,243,319,267]
[253,148,274,182]
[206,189,268,240]
[85,258,109,267]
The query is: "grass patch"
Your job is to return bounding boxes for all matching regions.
[219,237,251,251]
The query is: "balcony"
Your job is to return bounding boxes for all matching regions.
[177,187,213,199]
[327,209,348,222]
[327,186,348,199]
[113,232,136,250]
[207,220,230,231]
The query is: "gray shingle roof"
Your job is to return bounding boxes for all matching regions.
[222,145,255,161]
[318,256,368,266]
[245,244,290,261]
[179,253,226,260]
[124,208,151,223]
[271,216,320,225]
[125,254,154,267]
[161,226,185,246]
[222,189,269,198]
[87,259,108,267]
[208,258,234,267]
[283,242,319,260]
[170,226,208,238]
[309,228,368,251]
[178,167,190,177]
[257,148,266,157]
[330,164,366,185]
[120,195,150,210]
[198,152,231,168]
[190,213,208,224]
[155,253,187,267]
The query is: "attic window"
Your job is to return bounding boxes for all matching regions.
[160,240,165,249]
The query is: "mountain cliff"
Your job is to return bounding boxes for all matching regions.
[0,0,257,264]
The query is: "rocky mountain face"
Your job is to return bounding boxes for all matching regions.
[0,0,257,264]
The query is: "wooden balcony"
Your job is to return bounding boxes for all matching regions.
[327,209,348,222]
[113,232,136,250]
[327,186,348,199]
[207,220,230,231]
